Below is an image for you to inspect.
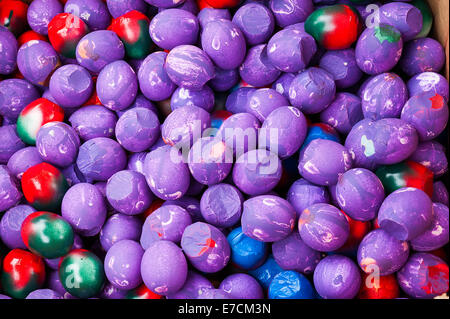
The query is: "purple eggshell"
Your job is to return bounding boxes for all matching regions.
[100,282,128,299]
[106,0,148,18]
[76,31,125,74]
[69,106,117,141]
[145,0,186,9]
[372,118,419,165]
[239,44,281,88]
[287,178,329,218]
[164,45,215,90]
[399,38,445,77]
[407,72,449,103]
[357,229,410,276]
[138,51,177,101]
[7,147,43,180]
[397,253,449,299]
[344,119,379,169]
[0,26,18,75]
[378,187,433,241]
[161,105,211,148]
[432,181,449,207]
[409,141,448,177]
[401,92,449,141]
[106,170,153,215]
[167,271,213,299]
[313,255,361,299]
[127,152,147,174]
[188,137,233,185]
[170,86,214,113]
[199,288,231,299]
[27,0,63,35]
[259,106,307,159]
[0,125,25,164]
[336,168,385,221]
[319,49,362,89]
[232,3,275,45]
[245,88,289,122]
[17,40,60,86]
[181,222,230,273]
[355,24,403,75]
[76,137,127,181]
[208,67,239,92]
[42,89,59,105]
[62,163,93,186]
[140,204,192,249]
[140,240,188,296]
[320,92,363,135]
[360,73,408,120]
[143,145,190,200]
[163,196,203,222]
[197,8,231,29]
[267,28,316,73]
[200,183,243,228]
[201,19,246,70]
[272,73,295,99]
[345,118,418,168]
[289,67,336,114]
[174,0,199,15]
[272,231,321,274]
[104,240,144,290]
[48,270,74,298]
[216,112,260,156]
[115,107,160,152]
[299,203,349,252]
[0,205,36,249]
[241,195,296,242]
[269,0,314,28]
[379,2,422,41]
[2,117,16,126]
[410,203,449,251]
[118,94,158,117]
[298,139,353,186]
[233,149,282,195]
[185,178,205,197]
[61,182,107,236]
[219,273,264,299]
[0,79,40,120]
[0,166,22,212]
[150,9,199,50]
[65,0,111,31]
[97,60,138,111]
[49,64,93,108]
[225,87,256,114]
[150,134,175,153]
[100,213,142,251]
[36,122,80,168]
[26,289,63,299]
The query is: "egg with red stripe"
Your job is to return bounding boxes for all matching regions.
[21,163,69,212]
[16,97,65,145]
[0,249,46,299]
[305,4,362,50]
[21,211,74,259]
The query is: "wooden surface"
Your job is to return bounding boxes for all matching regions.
[427,0,449,79]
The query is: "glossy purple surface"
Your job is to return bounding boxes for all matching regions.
[241,195,296,242]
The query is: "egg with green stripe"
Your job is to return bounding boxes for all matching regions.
[305,4,362,50]
[59,249,105,299]
[21,211,74,259]
[16,97,65,145]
